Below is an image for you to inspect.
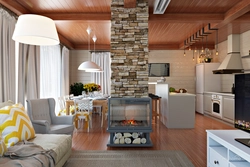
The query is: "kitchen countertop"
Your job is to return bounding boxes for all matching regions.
[170,92,196,96]
[204,91,235,97]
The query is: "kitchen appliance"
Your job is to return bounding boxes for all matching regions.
[196,63,221,114]
[211,94,222,118]
[234,73,250,147]
[213,34,244,74]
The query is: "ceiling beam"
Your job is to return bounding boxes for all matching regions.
[58,33,74,50]
[149,44,184,50]
[124,0,136,8]
[217,0,250,28]
[43,13,111,21]
[74,44,110,51]
[149,13,224,23]
[0,0,28,15]
[232,14,250,23]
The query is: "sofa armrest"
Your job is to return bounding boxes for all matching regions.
[32,120,50,134]
[52,115,75,125]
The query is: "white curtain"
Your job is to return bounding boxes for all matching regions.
[61,46,69,96]
[40,45,61,112]
[0,8,16,102]
[91,52,111,95]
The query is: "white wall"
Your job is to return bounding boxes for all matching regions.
[148,50,196,94]
[69,30,250,95]
[69,50,92,85]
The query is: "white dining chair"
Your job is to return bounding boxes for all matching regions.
[74,98,93,131]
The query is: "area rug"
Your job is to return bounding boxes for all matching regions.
[63,150,194,167]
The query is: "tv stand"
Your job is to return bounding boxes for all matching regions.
[207,130,250,167]
[235,138,250,148]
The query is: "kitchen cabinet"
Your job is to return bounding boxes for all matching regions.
[222,96,234,124]
[204,94,212,115]
[156,83,196,128]
[195,63,221,114]
[207,130,250,167]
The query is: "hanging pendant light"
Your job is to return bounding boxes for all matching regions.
[183,40,186,56]
[12,14,59,45]
[215,29,219,56]
[78,26,101,71]
[85,34,103,72]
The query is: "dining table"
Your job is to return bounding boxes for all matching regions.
[65,98,108,127]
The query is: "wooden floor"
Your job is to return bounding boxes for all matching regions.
[71,113,234,167]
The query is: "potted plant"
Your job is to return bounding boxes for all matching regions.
[70,82,84,96]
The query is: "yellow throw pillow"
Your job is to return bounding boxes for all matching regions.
[0,132,7,156]
[0,103,35,148]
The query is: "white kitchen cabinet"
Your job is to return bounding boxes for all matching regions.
[207,130,250,167]
[204,94,212,115]
[222,96,234,124]
[156,83,196,128]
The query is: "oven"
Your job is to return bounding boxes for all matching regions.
[211,94,222,118]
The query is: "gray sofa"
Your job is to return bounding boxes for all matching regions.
[0,100,72,167]
[29,133,72,167]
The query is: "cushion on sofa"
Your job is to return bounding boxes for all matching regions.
[0,100,14,109]
[0,132,7,156]
[0,103,35,147]
[29,134,72,165]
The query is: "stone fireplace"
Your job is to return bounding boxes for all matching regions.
[110,0,149,98]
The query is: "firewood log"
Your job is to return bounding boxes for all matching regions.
[124,133,132,138]
[120,137,125,144]
[114,138,119,144]
[125,137,131,144]
[132,132,139,139]
[115,133,122,139]
[141,138,147,144]
[132,138,140,144]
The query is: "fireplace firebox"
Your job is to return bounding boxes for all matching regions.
[107,97,153,147]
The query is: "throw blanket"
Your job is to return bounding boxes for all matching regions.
[0,140,56,167]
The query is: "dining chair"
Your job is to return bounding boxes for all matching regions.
[58,96,66,115]
[74,98,93,132]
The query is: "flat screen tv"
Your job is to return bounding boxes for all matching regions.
[234,73,250,147]
[148,63,170,77]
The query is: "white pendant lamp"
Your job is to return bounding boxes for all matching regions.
[85,35,103,72]
[12,14,59,45]
[78,26,101,71]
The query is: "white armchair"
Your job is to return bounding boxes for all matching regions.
[26,98,75,136]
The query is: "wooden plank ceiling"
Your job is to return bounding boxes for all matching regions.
[1,0,250,51]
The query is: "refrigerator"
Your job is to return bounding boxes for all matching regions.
[196,63,221,114]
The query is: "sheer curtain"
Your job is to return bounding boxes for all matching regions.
[0,7,16,102]
[91,52,111,95]
[40,45,61,112]
[61,46,69,96]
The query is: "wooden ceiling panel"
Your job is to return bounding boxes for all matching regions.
[2,0,250,50]
[14,0,111,13]
[55,21,111,46]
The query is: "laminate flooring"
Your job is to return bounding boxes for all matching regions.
[71,113,234,167]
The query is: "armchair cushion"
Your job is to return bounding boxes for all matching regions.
[28,99,52,124]
[0,103,35,148]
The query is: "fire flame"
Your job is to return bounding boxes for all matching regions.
[122,119,136,125]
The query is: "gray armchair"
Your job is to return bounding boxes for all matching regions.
[26,98,75,136]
